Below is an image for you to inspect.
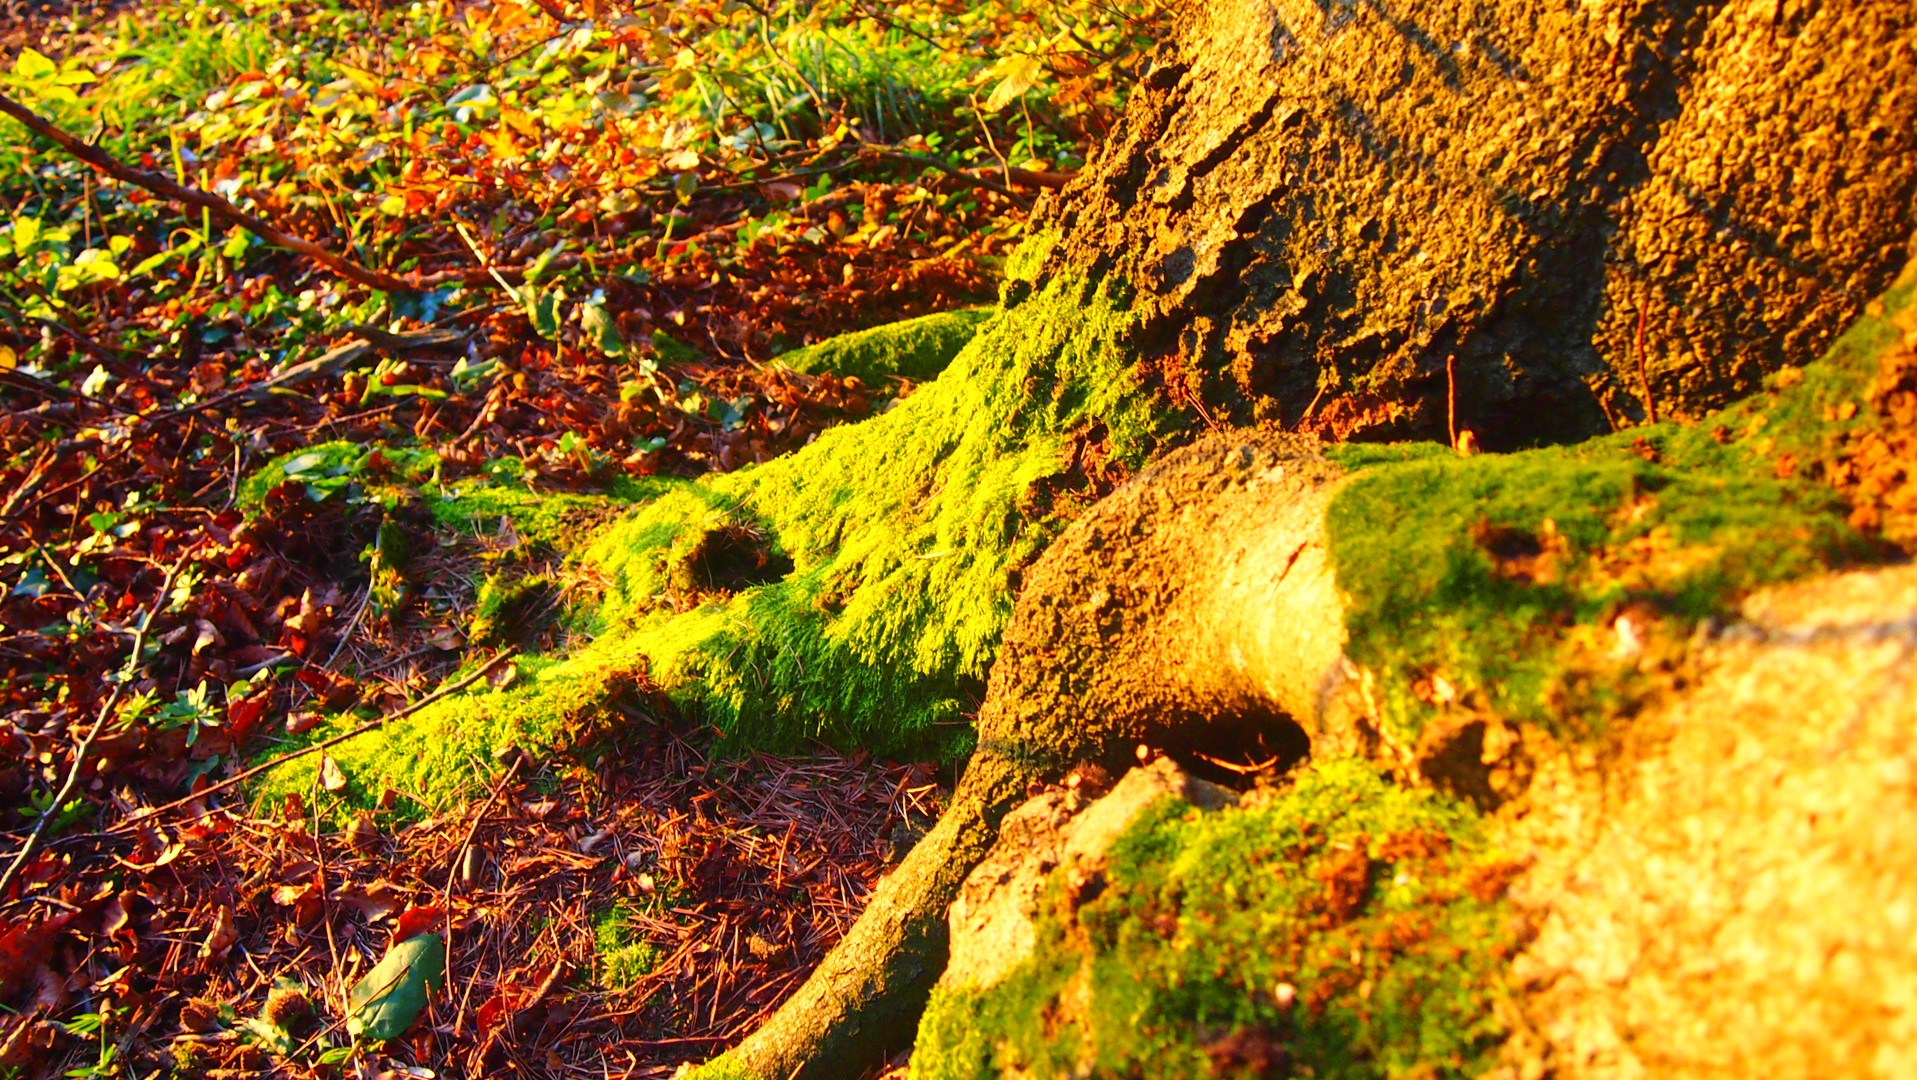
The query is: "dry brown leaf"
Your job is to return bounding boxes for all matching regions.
[319,755,348,793]
[201,905,238,958]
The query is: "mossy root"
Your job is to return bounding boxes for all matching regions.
[694,434,1354,1078]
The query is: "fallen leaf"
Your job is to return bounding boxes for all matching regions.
[391,905,444,943]
[486,661,518,690]
[201,904,238,958]
[347,932,446,1042]
[334,879,404,922]
[347,812,380,852]
[320,755,348,793]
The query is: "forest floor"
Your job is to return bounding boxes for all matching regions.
[0,0,1170,1074]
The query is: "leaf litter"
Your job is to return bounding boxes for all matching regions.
[0,0,1173,1073]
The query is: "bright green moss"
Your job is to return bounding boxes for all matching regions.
[251,249,1176,803]
[249,653,638,814]
[775,308,992,384]
[427,475,674,548]
[913,760,1520,1080]
[1325,437,1865,745]
[594,904,660,990]
[1321,272,1915,747]
[569,254,1169,756]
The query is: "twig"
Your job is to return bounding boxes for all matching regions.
[870,149,1029,204]
[1634,306,1660,425]
[0,444,57,520]
[445,754,522,1037]
[1446,353,1459,450]
[408,187,874,288]
[107,648,519,832]
[0,556,187,900]
[0,89,417,294]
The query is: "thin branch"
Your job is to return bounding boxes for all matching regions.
[106,648,520,832]
[0,89,417,294]
[0,556,187,900]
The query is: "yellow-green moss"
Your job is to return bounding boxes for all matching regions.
[776,307,992,384]
[250,246,1176,804]
[913,760,1520,1080]
[594,904,661,990]
[249,654,640,814]
[1323,270,1914,747]
[555,245,1168,756]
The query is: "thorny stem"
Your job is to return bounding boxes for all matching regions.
[0,556,189,901]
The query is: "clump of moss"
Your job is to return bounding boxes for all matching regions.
[913,759,1522,1080]
[248,256,1172,805]
[1325,435,1867,747]
[571,243,1171,755]
[469,572,560,647]
[775,308,992,384]
[594,904,660,990]
[1322,267,1917,749]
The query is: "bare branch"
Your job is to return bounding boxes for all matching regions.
[0,90,418,294]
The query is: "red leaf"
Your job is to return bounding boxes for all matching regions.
[392,905,445,943]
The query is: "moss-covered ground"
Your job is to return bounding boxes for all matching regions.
[774,307,992,385]
[247,247,1173,807]
[913,760,1523,1080]
[1324,264,1913,748]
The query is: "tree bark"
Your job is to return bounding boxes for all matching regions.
[693,1,1917,1073]
[1044,0,1916,449]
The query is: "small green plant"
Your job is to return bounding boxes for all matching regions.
[595,904,660,990]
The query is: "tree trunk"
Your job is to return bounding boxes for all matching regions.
[1045,0,1916,448]
[687,2,1916,1074]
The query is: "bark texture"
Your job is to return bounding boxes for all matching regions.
[1044,0,1917,448]
[1503,563,1917,1079]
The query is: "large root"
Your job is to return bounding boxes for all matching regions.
[700,432,1358,1078]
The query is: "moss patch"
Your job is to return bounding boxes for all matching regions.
[1321,267,1917,748]
[249,259,1174,804]
[594,903,661,991]
[565,247,1169,756]
[775,307,992,384]
[913,760,1521,1080]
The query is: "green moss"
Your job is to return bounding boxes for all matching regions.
[913,760,1519,1080]
[468,572,557,646]
[252,256,1173,803]
[776,308,993,384]
[1325,436,1865,745]
[560,257,1167,756]
[594,904,660,990]
[1321,272,1916,747]
[249,653,639,814]
[426,476,672,549]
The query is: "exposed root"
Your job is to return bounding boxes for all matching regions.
[697,432,1359,1077]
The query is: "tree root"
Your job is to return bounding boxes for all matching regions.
[697,432,1360,1078]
